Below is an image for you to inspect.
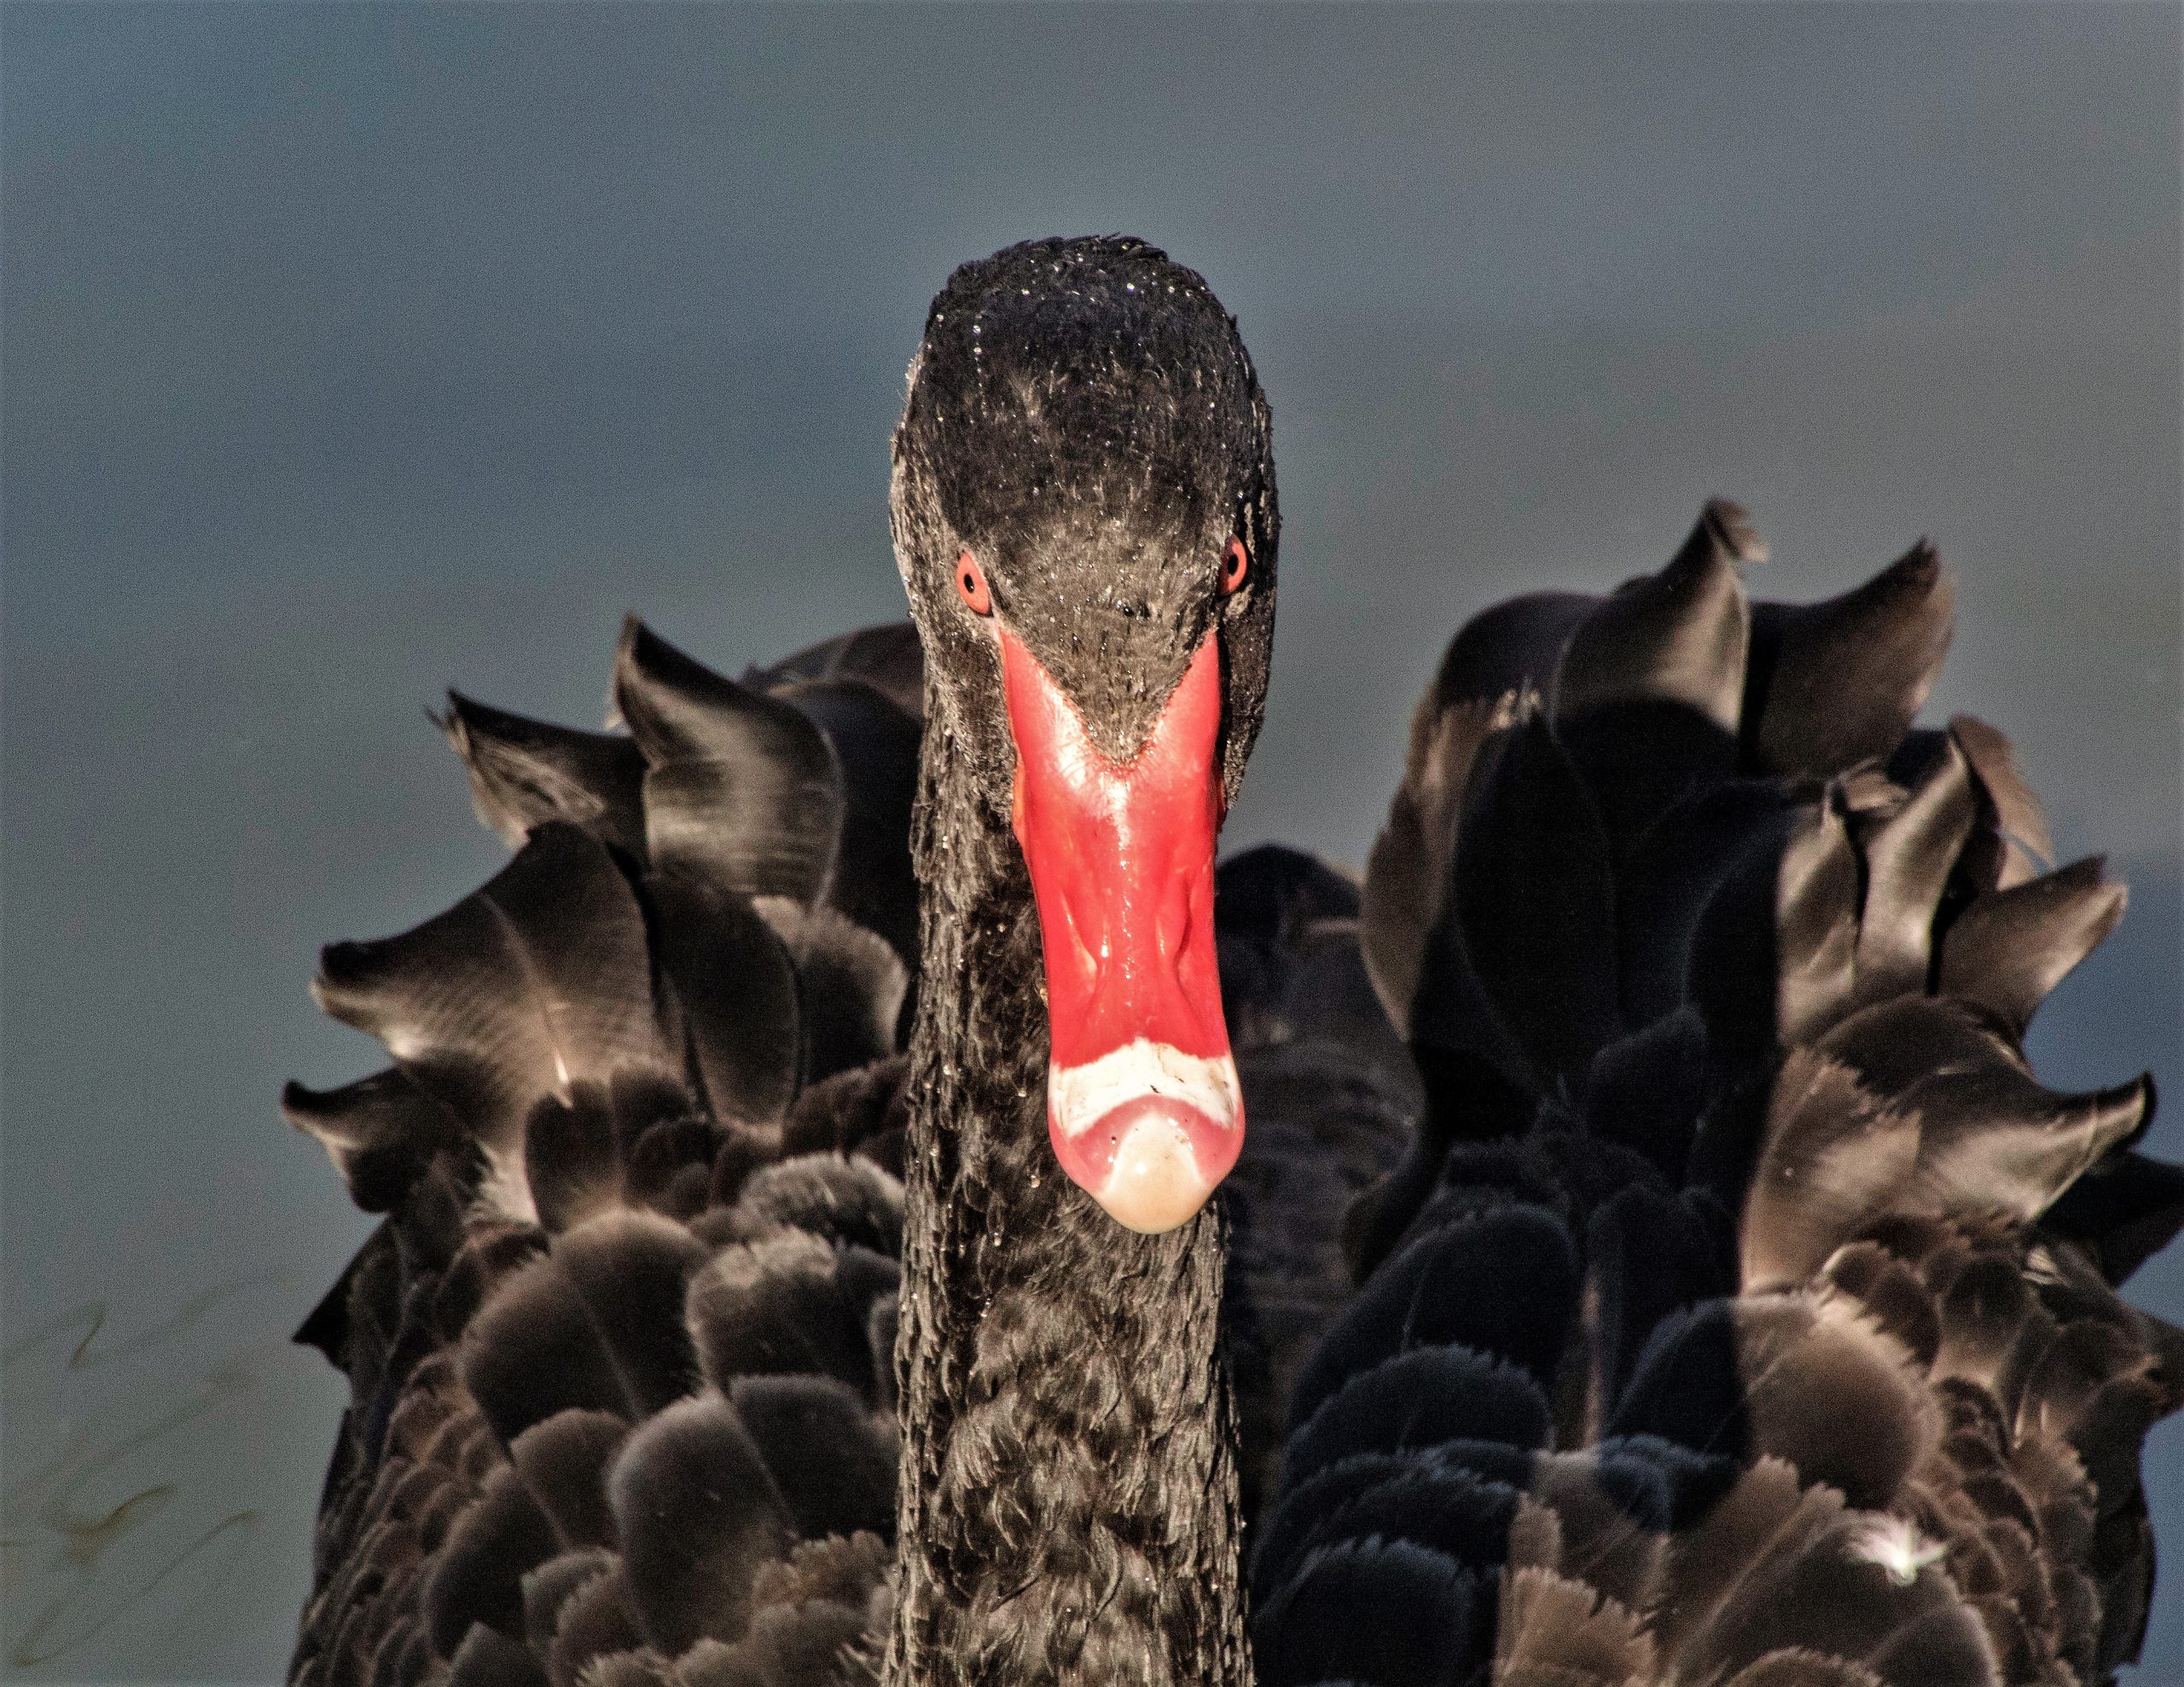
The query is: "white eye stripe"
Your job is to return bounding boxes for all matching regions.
[1048,1039,1240,1140]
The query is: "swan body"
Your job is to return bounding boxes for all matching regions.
[283,240,2181,1687]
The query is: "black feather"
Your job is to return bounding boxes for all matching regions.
[686,1232,894,1405]
[771,677,922,965]
[543,1563,643,1687]
[1272,1459,1522,1583]
[1614,781,1795,1030]
[753,899,907,1085]
[744,619,924,720]
[1582,1009,1716,1181]
[1948,714,2054,871]
[607,1394,795,1653]
[1252,1451,1420,1591]
[727,1374,897,1542]
[1741,1049,1920,1291]
[1552,501,1754,859]
[1819,995,2151,1220]
[444,1621,551,1687]
[508,1410,630,1552]
[461,1213,706,1446]
[645,874,801,1128]
[1284,1345,1553,1490]
[1554,497,1757,736]
[283,1070,466,1214]
[436,691,648,862]
[1432,591,1594,709]
[1453,717,1623,1088]
[422,1467,561,1655]
[522,1086,624,1234]
[518,1548,612,1653]
[2042,1139,2184,1287]
[1937,857,2126,1041]
[1589,1182,1725,1412]
[1287,1203,1577,1431]
[1850,736,1974,1007]
[614,618,843,907]
[1744,537,1953,780]
[1253,1537,1480,1687]
[311,821,672,1181]
[729,1154,904,1258]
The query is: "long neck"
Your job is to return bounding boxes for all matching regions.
[884,714,1250,1687]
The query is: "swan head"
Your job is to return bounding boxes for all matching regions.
[892,235,1277,1234]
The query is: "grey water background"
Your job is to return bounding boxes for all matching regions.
[3,4,2177,1679]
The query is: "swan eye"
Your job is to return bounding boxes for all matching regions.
[956,551,993,617]
[1219,537,1249,595]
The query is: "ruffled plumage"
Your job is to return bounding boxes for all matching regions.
[1261,501,2181,1687]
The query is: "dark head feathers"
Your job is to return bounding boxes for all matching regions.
[892,235,1280,797]
[898,235,1269,565]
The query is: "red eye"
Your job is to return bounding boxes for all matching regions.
[1220,536,1249,594]
[956,550,993,616]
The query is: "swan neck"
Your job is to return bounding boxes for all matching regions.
[884,711,1251,1686]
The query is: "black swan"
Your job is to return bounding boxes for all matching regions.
[282,238,2181,1687]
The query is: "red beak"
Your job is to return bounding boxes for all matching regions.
[1000,627,1242,1232]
